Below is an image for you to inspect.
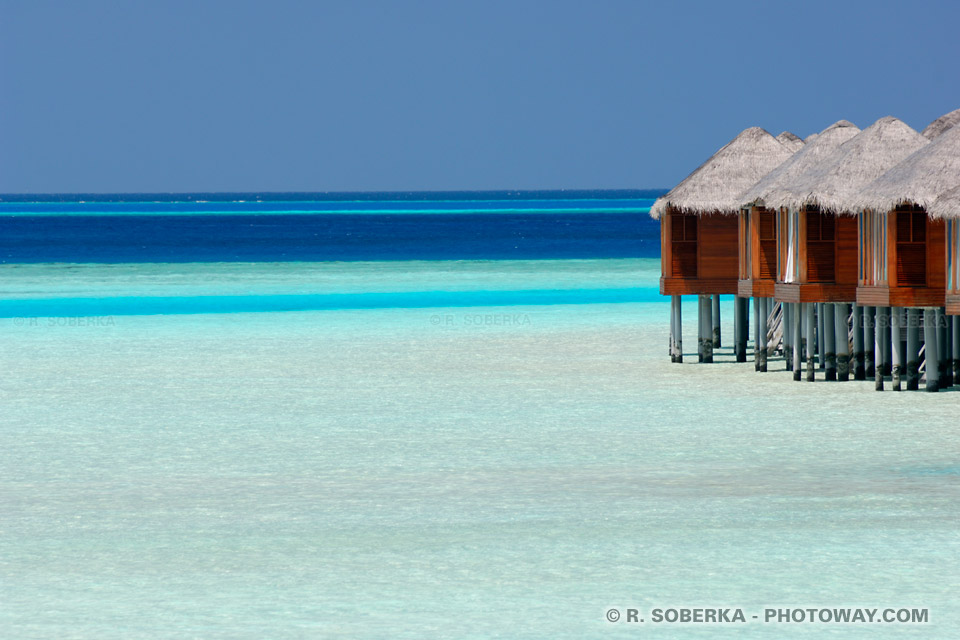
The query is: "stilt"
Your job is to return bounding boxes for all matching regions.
[906,308,920,391]
[758,298,768,372]
[734,296,746,363]
[697,296,704,363]
[950,316,960,384]
[793,302,803,381]
[712,295,721,350]
[835,303,849,381]
[817,303,825,369]
[805,303,816,382]
[938,308,949,389]
[864,306,876,378]
[875,308,884,391]
[878,307,891,376]
[670,296,682,363]
[852,305,865,380]
[945,314,953,387]
[675,296,683,363]
[784,302,794,371]
[702,295,714,363]
[670,296,677,362]
[924,308,940,392]
[753,297,760,370]
[823,303,836,381]
[891,307,903,391]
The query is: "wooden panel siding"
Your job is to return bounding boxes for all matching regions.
[855,207,945,308]
[773,208,857,303]
[660,209,738,296]
[737,206,777,297]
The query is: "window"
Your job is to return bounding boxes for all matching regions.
[670,213,698,278]
[806,208,835,282]
[895,207,926,287]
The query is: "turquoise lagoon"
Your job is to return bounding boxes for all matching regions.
[1,257,958,639]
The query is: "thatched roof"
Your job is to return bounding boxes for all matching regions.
[921,107,960,140]
[650,127,797,218]
[928,184,960,219]
[756,117,927,214]
[855,123,960,214]
[776,131,805,153]
[740,120,861,209]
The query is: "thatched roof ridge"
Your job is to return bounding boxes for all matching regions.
[740,120,860,209]
[928,184,960,219]
[776,131,805,153]
[855,123,960,213]
[921,107,960,140]
[650,127,796,219]
[762,117,928,214]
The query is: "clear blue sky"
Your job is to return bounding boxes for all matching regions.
[1,0,958,193]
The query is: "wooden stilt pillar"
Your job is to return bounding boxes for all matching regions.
[906,308,920,391]
[817,303,825,369]
[864,306,876,378]
[733,296,750,362]
[823,303,836,381]
[835,303,849,381]
[697,296,704,363]
[878,307,891,376]
[753,297,760,370]
[891,307,903,391]
[924,308,940,392]
[805,303,816,381]
[944,314,953,387]
[852,305,865,380]
[784,302,794,371]
[952,315,960,385]
[675,296,683,363]
[875,308,884,391]
[938,308,949,389]
[758,298,768,372]
[669,296,676,361]
[712,295,721,350]
[702,295,714,363]
[793,302,803,381]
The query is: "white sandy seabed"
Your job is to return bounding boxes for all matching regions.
[0,259,957,639]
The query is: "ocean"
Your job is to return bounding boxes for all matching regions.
[1,191,957,639]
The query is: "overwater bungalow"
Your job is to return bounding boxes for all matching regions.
[739,121,860,377]
[932,185,960,315]
[738,132,804,300]
[744,118,929,383]
[854,122,960,390]
[652,127,797,363]
[741,121,862,307]
[856,123,960,309]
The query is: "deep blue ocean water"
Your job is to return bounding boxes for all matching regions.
[0,190,660,263]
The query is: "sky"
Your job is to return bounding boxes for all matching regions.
[1,0,959,194]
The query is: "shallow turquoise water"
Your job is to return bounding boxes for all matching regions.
[1,259,958,638]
